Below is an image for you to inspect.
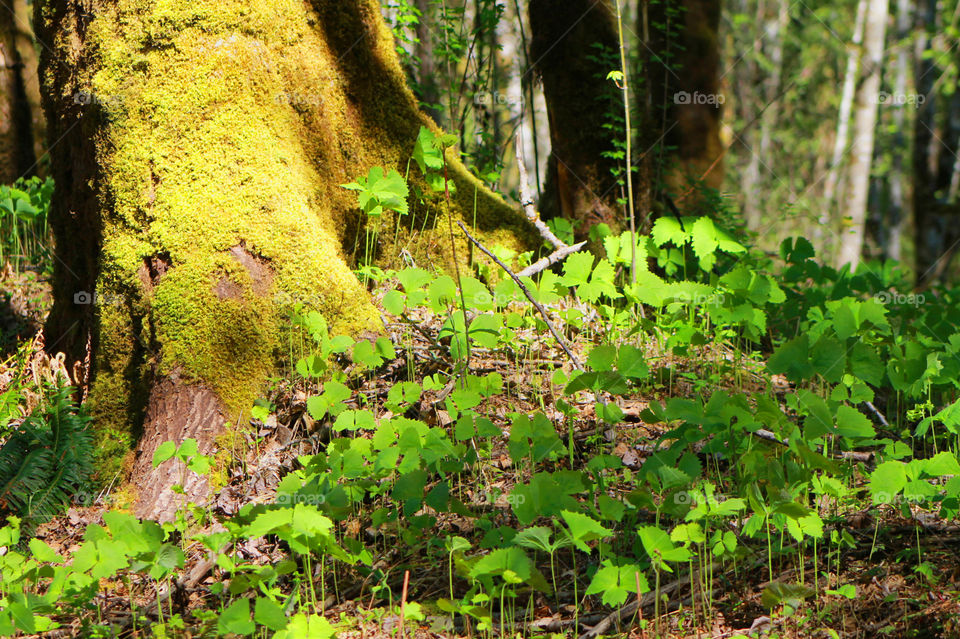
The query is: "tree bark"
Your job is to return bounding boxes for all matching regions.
[37,0,531,521]
[883,0,912,263]
[0,8,36,183]
[742,0,788,230]
[837,0,889,270]
[13,0,45,172]
[913,0,960,285]
[646,0,724,212]
[529,0,625,241]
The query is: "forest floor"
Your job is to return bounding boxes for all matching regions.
[2,268,960,639]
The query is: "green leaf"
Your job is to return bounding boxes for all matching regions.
[923,451,960,477]
[560,510,612,553]
[651,217,687,247]
[869,461,907,504]
[382,290,406,315]
[690,217,720,271]
[333,410,376,431]
[617,345,649,380]
[218,598,254,636]
[797,390,833,439]
[152,441,177,467]
[767,335,814,383]
[385,381,422,413]
[835,405,875,439]
[178,438,199,458]
[760,582,814,612]
[254,597,288,631]
[638,526,691,566]
[513,526,560,553]
[810,336,846,383]
[469,546,533,581]
[28,538,59,563]
[585,560,648,606]
[352,340,384,368]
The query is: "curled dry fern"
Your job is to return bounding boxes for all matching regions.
[0,386,94,531]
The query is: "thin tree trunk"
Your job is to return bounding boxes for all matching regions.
[739,0,762,228]
[912,0,950,283]
[13,0,44,172]
[0,9,35,183]
[885,0,912,262]
[817,0,867,259]
[414,0,443,123]
[758,0,787,161]
[743,0,787,230]
[837,0,890,270]
[529,0,624,241]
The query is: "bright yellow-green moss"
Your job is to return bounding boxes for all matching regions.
[69,0,532,478]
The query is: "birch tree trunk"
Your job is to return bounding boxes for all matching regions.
[837,0,889,270]
[743,0,788,229]
[817,0,867,259]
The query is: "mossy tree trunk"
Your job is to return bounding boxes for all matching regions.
[38,0,530,521]
[529,0,626,242]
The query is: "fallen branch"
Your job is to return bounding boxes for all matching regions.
[517,133,565,250]
[513,133,587,278]
[517,241,588,278]
[457,221,583,371]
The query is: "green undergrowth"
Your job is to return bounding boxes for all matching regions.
[2,214,960,636]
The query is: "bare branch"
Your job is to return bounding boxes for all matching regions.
[517,241,588,278]
[516,132,566,250]
[456,221,583,370]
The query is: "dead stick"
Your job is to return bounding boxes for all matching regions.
[517,241,588,278]
[516,133,566,250]
[635,571,646,639]
[457,221,583,370]
[399,569,410,639]
[579,575,690,639]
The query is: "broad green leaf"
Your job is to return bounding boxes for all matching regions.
[218,598,254,636]
[835,405,875,439]
[152,441,177,467]
[869,461,907,504]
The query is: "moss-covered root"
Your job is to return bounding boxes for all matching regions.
[38,0,532,519]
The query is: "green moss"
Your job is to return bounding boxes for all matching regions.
[68,0,533,480]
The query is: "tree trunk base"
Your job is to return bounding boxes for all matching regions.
[131,371,224,521]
